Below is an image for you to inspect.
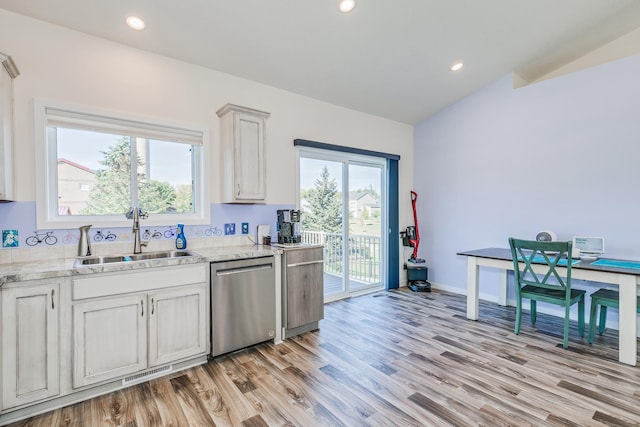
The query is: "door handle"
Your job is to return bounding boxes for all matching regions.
[151,298,154,315]
[51,289,55,310]
[141,299,144,317]
[287,260,324,268]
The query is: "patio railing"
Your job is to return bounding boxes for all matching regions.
[302,230,381,284]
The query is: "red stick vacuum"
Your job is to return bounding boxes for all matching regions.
[408,190,425,263]
[405,190,430,292]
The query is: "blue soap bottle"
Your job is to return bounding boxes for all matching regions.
[175,224,187,249]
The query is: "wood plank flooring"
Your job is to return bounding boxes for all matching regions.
[7,288,640,426]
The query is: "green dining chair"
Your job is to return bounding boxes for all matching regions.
[588,288,640,344]
[509,237,585,349]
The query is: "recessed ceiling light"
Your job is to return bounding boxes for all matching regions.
[126,16,146,31]
[339,0,356,13]
[450,62,464,72]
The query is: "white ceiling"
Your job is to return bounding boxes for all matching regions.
[1,0,640,124]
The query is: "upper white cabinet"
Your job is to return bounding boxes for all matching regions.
[0,53,19,201]
[216,103,270,203]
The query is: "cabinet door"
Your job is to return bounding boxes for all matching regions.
[233,111,266,201]
[148,284,208,367]
[286,249,325,329]
[73,294,147,388]
[0,62,15,200]
[2,283,60,408]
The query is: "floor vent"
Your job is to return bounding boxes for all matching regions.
[122,365,172,386]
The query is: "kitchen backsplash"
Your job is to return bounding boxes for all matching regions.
[0,202,293,263]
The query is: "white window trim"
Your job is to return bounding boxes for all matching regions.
[34,98,210,229]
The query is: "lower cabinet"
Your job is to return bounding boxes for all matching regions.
[148,284,208,367]
[282,246,324,336]
[73,293,147,388]
[0,263,209,424]
[1,281,61,409]
[72,282,208,388]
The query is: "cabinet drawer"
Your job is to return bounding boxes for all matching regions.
[285,248,323,266]
[72,264,206,300]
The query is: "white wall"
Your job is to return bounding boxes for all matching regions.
[0,9,412,203]
[414,53,640,312]
[0,9,414,279]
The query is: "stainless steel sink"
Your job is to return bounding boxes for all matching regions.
[73,250,198,267]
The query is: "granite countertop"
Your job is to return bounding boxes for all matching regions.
[0,244,282,286]
[197,244,281,262]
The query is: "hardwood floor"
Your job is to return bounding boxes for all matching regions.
[7,288,640,426]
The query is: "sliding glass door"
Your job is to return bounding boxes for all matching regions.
[299,157,346,296]
[298,148,386,301]
[347,163,383,293]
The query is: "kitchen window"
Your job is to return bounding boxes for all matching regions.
[35,101,209,229]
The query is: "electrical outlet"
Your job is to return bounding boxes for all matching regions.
[224,223,236,235]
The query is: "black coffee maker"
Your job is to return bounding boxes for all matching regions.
[277,209,301,243]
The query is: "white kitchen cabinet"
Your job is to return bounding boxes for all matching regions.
[71,264,208,388]
[1,281,60,409]
[0,53,19,201]
[148,283,208,367]
[72,293,147,388]
[216,103,270,203]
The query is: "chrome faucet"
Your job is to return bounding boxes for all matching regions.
[126,207,149,254]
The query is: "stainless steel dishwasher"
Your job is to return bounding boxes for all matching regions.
[210,256,275,356]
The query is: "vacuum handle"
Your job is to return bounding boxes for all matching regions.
[406,226,417,240]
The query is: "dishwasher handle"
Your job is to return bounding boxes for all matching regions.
[216,264,272,276]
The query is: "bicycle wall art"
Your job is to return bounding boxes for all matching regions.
[0,223,237,250]
[26,230,57,246]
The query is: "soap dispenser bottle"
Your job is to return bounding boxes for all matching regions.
[175,224,186,250]
[78,225,92,257]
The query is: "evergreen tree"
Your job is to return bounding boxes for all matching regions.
[82,138,133,215]
[173,184,194,213]
[82,138,179,215]
[139,180,176,213]
[302,165,342,233]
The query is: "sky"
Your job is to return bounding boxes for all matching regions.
[299,157,382,195]
[56,127,192,186]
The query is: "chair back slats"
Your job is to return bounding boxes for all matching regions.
[508,237,584,349]
[509,238,573,300]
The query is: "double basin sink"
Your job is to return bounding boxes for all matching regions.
[73,250,199,268]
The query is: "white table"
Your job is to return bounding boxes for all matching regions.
[458,248,639,366]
